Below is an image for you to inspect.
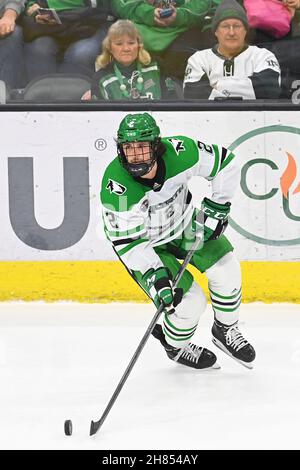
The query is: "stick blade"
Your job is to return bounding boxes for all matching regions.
[90,420,100,436]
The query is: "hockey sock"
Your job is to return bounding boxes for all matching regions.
[209,287,242,325]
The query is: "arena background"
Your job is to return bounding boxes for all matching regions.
[0,109,299,302]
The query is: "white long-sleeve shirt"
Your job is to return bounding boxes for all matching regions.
[184,45,281,100]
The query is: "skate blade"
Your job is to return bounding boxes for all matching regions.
[212,337,254,370]
[211,362,221,370]
[172,358,221,370]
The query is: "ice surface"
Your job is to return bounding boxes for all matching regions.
[0,302,299,450]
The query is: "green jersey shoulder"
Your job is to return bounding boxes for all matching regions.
[162,135,199,179]
[101,157,150,212]
[162,135,235,180]
[100,134,235,212]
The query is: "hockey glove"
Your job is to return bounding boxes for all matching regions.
[142,267,174,309]
[201,197,231,242]
[142,267,183,313]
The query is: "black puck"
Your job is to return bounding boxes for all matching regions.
[64,419,73,436]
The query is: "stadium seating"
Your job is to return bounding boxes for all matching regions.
[22,74,91,102]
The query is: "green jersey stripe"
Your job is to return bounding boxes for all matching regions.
[220,152,235,171]
[209,144,221,178]
[106,223,146,238]
[117,238,148,257]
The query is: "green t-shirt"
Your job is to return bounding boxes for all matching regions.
[111,0,222,52]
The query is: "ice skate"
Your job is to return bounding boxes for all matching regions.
[152,324,220,370]
[212,319,256,369]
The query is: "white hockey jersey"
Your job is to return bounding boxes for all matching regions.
[184,45,281,100]
[101,136,239,275]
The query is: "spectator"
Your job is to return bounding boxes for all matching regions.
[111,1,220,53]
[184,0,281,100]
[22,0,113,81]
[83,19,178,100]
[0,0,25,89]
[249,0,300,98]
[112,0,221,71]
[283,0,300,14]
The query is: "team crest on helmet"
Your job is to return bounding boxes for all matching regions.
[106,179,127,195]
[167,138,185,155]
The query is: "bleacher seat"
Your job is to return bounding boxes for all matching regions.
[0,80,7,104]
[22,74,91,102]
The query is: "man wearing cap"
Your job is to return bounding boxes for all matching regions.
[183,0,281,100]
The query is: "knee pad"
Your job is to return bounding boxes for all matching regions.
[171,281,207,323]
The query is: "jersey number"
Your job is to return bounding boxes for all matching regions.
[105,211,119,229]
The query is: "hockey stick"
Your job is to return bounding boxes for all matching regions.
[90,235,203,436]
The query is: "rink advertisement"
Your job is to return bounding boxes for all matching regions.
[0,110,299,301]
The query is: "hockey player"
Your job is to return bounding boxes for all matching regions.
[184,0,281,100]
[101,112,256,370]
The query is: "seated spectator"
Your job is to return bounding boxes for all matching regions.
[111,1,222,79]
[0,0,25,89]
[283,0,300,13]
[22,0,113,81]
[83,19,178,100]
[183,0,281,100]
[284,0,300,7]
[248,0,300,98]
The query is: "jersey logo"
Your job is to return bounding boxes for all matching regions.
[167,138,185,155]
[153,182,162,191]
[197,141,213,154]
[184,66,192,80]
[267,59,278,68]
[106,179,127,195]
[145,274,156,288]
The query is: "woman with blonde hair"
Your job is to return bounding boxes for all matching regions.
[88,19,177,100]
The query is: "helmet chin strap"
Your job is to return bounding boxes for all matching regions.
[127,159,155,178]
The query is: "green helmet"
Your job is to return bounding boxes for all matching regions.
[117,113,161,178]
[117,113,160,144]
